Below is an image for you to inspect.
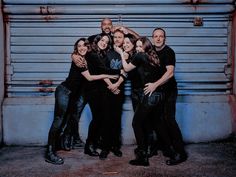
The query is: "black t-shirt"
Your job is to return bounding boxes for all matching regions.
[61,61,87,93]
[127,55,142,90]
[131,52,164,91]
[106,50,122,70]
[85,51,120,91]
[154,45,177,90]
[106,50,123,85]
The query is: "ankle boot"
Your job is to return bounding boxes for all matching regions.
[61,135,72,151]
[45,145,64,165]
[73,137,85,148]
[129,149,149,166]
[84,143,99,156]
[147,144,159,158]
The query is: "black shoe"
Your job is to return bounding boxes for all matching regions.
[162,148,176,158]
[99,150,109,160]
[45,146,64,165]
[129,158,149,166]
[84,144,99,156]
[111,147,122,157]
[62,135,72,151]
[45,153,64,165]
[129,149,149,166]
[147,145,158,158]
[166,153,188,166]
[73,138,85,148]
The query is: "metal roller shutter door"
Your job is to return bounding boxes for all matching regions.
[2,0,235,145]
[3,1,234,97]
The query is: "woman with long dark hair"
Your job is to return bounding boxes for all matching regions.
[83,34,122,157]
[115,36,166,166]
[45,38,117,165]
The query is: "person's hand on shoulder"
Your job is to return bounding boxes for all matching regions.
[71,54,87,68]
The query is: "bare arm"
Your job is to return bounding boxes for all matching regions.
[113,25,140,39]
[107,76,124,91]
[144,65,175,96]
[114,45,136,72]
[123,26,140,39]
[104,78,121,94]
[81,70,118,81]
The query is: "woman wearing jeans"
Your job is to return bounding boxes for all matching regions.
[45,38,117,165]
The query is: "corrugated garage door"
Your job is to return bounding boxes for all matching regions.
[3,0,235,97]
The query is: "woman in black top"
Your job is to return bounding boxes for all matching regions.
[83,34,121,157]
[115,37,165,166]
[45,38,117,165]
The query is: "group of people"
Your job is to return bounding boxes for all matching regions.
[45,18,188,167]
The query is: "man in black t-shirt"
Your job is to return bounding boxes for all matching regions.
[88,18,140,46]
[88,18,113,44]
[144,28,188,166]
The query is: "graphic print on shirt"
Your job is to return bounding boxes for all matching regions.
[110,58,122,69]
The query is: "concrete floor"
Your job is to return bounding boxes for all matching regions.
[0,139,236,177]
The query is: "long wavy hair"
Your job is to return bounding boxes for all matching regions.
[73,38,90,55]
[89,33,112,58]
[136,37,160,66]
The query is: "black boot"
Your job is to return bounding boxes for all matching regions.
[129,149,149,166]
[166,151,188,166]
[61,134,72,151]
[84,143,99,156]
[45,145,64,165]
[73,136,85,148]
[71,120,85,148]
[99,150,109,160]
[147,145,158,158]
[162,146,176,158]
[111,147,122,157]
[147,132,157,158]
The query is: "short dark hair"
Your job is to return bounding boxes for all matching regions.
[113,29,125,36]
[152,27,166,38]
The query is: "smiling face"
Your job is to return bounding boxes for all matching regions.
[101,18,113,34]
[123,37,134,53]
[77,40,88,56]
[135,40,144,53]
[152,29,166,49]
[113,31,125,47]
[97,35,109,50]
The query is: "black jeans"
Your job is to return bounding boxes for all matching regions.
[132,89,165,151]
[131,88,142,112]
[85,88,109,148]
[106,89,124,149]
[163,88,185,155]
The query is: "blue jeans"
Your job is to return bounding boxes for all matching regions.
[47,84,86,149]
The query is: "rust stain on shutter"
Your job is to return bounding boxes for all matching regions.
[40,6,56,21]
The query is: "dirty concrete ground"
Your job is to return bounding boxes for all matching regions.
[0,139,236,177]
